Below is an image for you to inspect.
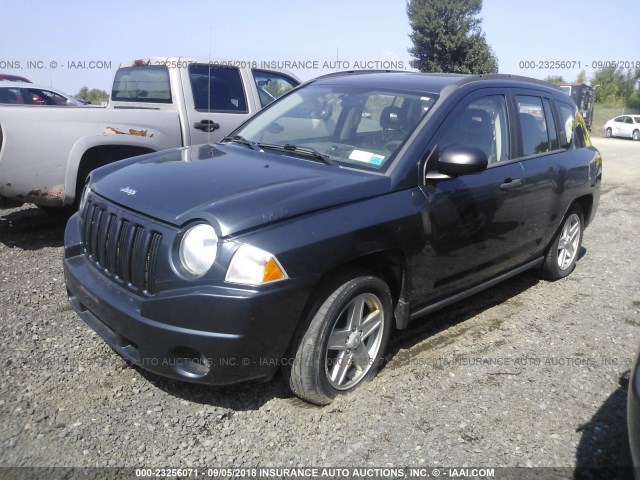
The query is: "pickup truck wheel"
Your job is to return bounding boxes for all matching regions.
[605,128,612,138]
[288,274,392,405]
[540,205,583,280]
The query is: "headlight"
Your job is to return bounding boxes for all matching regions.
[225,244,288,285]
[78,185,91,213]
[179,224,218,276]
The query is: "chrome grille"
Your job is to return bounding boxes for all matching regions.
[82,200,162,294]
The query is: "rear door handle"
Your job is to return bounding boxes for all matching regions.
[499,178,522,191]
[194,120,220,132]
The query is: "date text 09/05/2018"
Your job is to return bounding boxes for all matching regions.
[519,60,640,70]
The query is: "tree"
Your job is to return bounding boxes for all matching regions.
[592,67,629,104]
[407,0,498,74]
[75,86,109,105]
[591,67,640,107]
[575,70,587,84]
[544,75,565,84]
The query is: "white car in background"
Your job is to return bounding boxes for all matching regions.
[0,82,87,106]
[604,114,640,140]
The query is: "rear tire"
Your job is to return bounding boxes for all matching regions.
[540,205,584,280]
[633,130,639,141]
[287,272,392,405]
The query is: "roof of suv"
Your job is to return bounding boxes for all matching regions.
[309,70,560,96]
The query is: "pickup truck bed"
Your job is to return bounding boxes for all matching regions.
[0,57,299,208]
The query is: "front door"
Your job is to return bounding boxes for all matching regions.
[407,91,525,306]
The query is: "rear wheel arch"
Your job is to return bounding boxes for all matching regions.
[540,202,584,280]
[572,194,593,228]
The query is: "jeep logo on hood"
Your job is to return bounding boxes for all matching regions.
[119,186,137,196]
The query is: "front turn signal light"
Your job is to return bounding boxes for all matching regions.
[225,244,288,285]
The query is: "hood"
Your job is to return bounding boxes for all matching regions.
[90,144,391,236]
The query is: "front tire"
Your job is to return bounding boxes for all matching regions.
[540,205,584,280]
[288,273,392,405]
[606,128,612,138]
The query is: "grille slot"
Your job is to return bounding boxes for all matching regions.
[82,201,162,294]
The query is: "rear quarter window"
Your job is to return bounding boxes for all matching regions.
[112,65,172,103]
[557,101,588,149]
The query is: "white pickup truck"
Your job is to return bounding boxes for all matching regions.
[0,57,299,208]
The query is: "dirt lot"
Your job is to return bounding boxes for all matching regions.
[0,137,639,475]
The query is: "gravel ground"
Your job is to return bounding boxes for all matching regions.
[0,137,639,475]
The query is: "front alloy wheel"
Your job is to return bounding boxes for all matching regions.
[325,292,385,390]
[287,273,392,405]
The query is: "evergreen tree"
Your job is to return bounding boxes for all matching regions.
[407,0,498,74]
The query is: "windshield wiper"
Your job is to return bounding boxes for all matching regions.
[221,135,261,151]
[259,143,339,167]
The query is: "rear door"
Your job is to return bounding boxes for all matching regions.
[622,116,635,137]
[517,92,592,256]
[181,63,256,145]
[612,116,626,137]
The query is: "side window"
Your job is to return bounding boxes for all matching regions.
[28,89,68,105]
[542,98,558,150]
[439,95,509,164]
[0,87,23,104]
[557,101,577,149]
[625,116,634,124]
[189,64,248,112]
[516,96,551,156]
[252,70,298,107]
[614,116,625,123]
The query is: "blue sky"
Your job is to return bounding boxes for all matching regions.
[1,0,638,95]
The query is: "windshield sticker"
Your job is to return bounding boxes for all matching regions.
[348,150,385,165]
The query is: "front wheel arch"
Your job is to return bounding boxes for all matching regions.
[73,145,155,205]
[284,268,393,405]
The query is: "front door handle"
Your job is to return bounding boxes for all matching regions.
[194,120,220,132]
[499,178,522,191]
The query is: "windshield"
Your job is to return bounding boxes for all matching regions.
[232,84,438,170]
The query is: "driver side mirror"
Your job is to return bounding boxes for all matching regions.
[427,144,488,179]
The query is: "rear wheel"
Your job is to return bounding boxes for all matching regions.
[540,205,584,280]
[606,128,612,138]
[633,130,639,141]
[287,273,392,405]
